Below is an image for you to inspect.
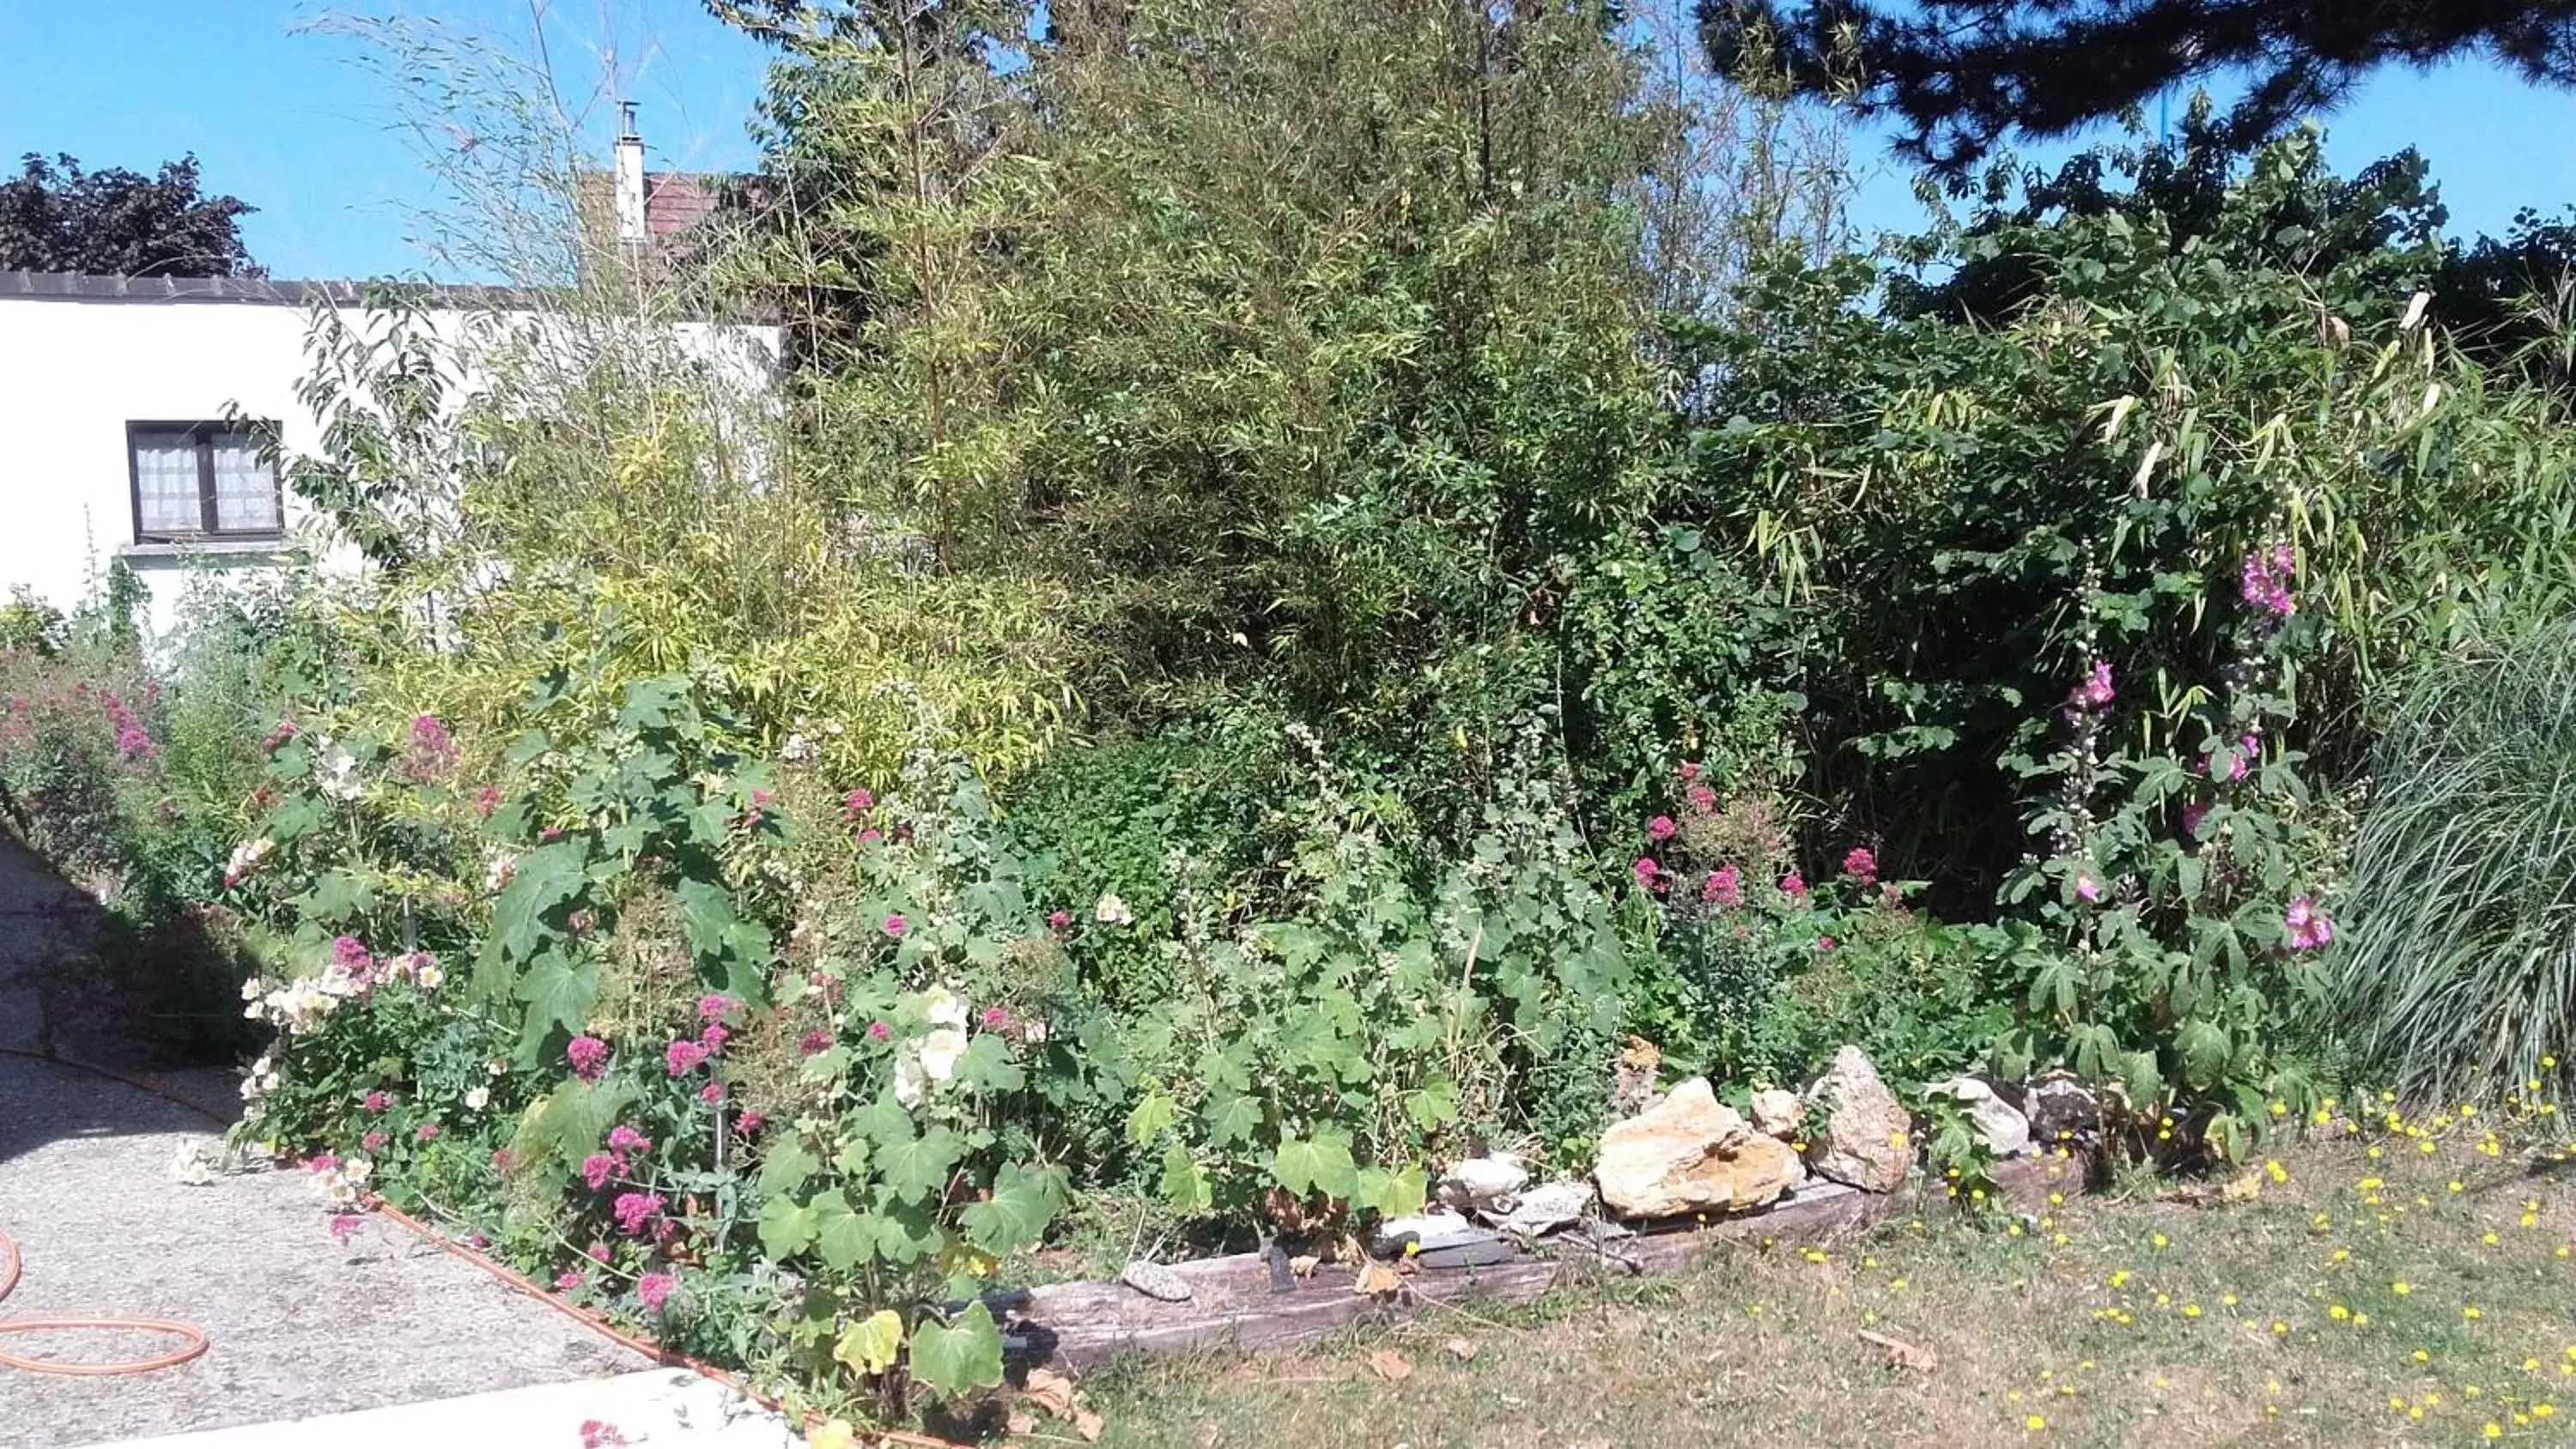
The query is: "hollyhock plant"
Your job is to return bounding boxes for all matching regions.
[2240,543,2297,619]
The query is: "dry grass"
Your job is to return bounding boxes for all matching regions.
[1066,1095,2576,1446]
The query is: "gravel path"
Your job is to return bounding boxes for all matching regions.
[0,1051,647,1447]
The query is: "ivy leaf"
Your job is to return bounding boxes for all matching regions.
[832,1310,905,1377]
[757,1137,820,1198]
[960,1163,1066,1257]
[908,1303,1005,1397]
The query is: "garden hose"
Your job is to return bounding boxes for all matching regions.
[0,1045,216,1376]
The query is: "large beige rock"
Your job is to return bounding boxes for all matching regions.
[1595,1077,1803,1219]
[1802,1046,1913,1192]
[1748,1088,1805,1140]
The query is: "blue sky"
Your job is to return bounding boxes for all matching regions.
[4,3,2573,281]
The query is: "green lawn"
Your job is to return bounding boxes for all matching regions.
[1061,1100,2576,1447]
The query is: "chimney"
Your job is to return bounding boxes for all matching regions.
[614,100,647,246]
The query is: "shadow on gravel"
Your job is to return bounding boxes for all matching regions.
[0,1053,218,1166]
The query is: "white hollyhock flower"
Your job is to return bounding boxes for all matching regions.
[894,1053,930,1108]
[464,1086,489,1112]
[920,1027,968,1084]
[1095,893,1134,926]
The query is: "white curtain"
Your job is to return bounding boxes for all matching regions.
[210,433,280,531]
[131,430,202,535]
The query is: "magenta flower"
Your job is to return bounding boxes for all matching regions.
[362,1090,391,1114]
[882,912,908,938]
[698,1082,725,1105]
[473,785,502,819]
[567,1035,611,1082]
[636,1271,677,1313]
[328,1214,364,1246]
[414,1123,440,1143]
[1047,910,1072,932]
[981,1005,1012,1031]
[696,993,738,1023]
[2285,894,2336,952]
[842,788,874,821]
[798,1028,833,1058]
[581,1152,617,1191]
[1678,761,1703,783]
[362,1131,388,1152]
[1842,846,1878,885]
[1817,936,1837,952]
[699,1022,730,1054]
[2076,876,2103,903]
[611,1191,665,1236]
[2180,801,2210,839]
[1702,864,1744,909]
[1685,783,1717,814]
[586,1243,612,1264]
[665,1040,709,1076]
[556,1270,585,1291]
[1631,857,1663,892]
[2240,543,2297,620]
[1779,871,1807,899]
[858,828,884,846]
[308,1153,339,1173]
[866,1020,892,1041]
[606,1125,651,1157]
[735,1111,764,1136]
[1646,815,1679,843]
[2066,658,2116,718]
[333,934,372,970]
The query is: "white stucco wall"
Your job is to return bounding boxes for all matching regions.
[0,287,777,641]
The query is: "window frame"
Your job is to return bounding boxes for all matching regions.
[125,420,286,544]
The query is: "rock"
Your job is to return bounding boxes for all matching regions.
[1595,1077,1803,1219]
[1437,1152,1532,1211]
[1371,1208,1479,1257]
[1927,1076,2032,1157]
[1119,1260,1193,1302]
[1801,1046,1914,1193]
[1481,1179,1596,1238]
[1748,1088,1805,1140]
[2024,1070,2102,1146]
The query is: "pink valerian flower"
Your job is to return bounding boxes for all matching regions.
[362,1131,389,1152]
[798,1028,834,1058]
[636,1272,677,1313]
[405,713,459,779]
[2076,875,2104,903]
[490,1149,518,1173]
[866,1021,892,1041]
[1646,815,1679,843]
[611,1191,665,1236]
[100,693,156,760]
[567,1035,611,1082]
[858,828,884,846]
[2284,894,2336,951]
[1047,910,1072,932]
[1817,936,1838,953]
[362,1090,391,1115]
[606,1125,651,1157]
[472,785,502,819]
[1678,761,1704,783]
[1702,864,1744,909]
[2240,543,2297,620]
[1779,871,1807,900]
[698,1022,731,1055]
[415,1123,440,1143]
[735,1111,764,1137]
[882,912,908,938]
[842,788,875,822]
[581,1153,617,1191]
[556,1270,586,1291]
[2180,801,2210,839]
[698,1082,726,1105]
[334,934,372,972]
[665,1040,709,1076]
[1842,846,1878,885]
[328,1213,365,1246]
[1685,783,1717,814]
[696,993,738,1024]
[981,1005,1012,1031]
[1631,857,1665,893]
[586,1243,612,1264]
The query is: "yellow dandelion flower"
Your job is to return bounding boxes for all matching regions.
[2395,1282,2413,1295]
[2484,1422,2503,1440]
[2467,1306,2485,1320]
[2330,1305,2350,1321]
[2026,1415,2047,1432]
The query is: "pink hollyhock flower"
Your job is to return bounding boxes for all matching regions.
[328,1214,364,1246]
[882,912,908,938]
[611,1191,665,1236]
[981,1005,1012,1031]
[636,1272,677,1313]
[798,1028,834,1058]
[556,1271,585,1291]
[1646,815,1679,843]
[698,1082,725,1105]
[580,1152,617,1191]
[1702,864,1744,909]
[415,1123,440,1142]
[2076,876,2103,903]
[2239,543,2297,619]
[606,1125,651,1157]
[362,1131,388,1152]
[696,993,738,1023]
[1779,871,1807,899]
[362,1090,391,1114]
[2285,894,2336,951]
[1631,857,1663,892]
[735,1111,764,1137]
[1842,846,1878,884]
[567,1035,611,1082]
[866,1020,891,1041]
[665,1040,708,1076]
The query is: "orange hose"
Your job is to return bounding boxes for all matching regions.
[0,1228,211,1376]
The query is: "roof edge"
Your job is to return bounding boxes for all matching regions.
[0,270,546,308]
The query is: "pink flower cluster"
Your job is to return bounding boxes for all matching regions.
[665,1039,709,1076]
[842,787,874,822]
[2064,659,2115,722]
[1842,847,1877,885]
[798,1028,834,1058]
[404,713,458,780]
[611,1191,665,1236]
[2240,543,2296,619]
[635,1272,677,1314]
[97,692,155,760]
[1700,864,1743,908]
[2284,894,2335,951]
[259,717,299,753]
[566,1035,610,1082]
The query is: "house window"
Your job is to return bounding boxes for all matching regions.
[126,422,284,543]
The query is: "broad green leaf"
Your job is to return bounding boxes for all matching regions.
[954,1032,1023,1092]
[1127,1090,1176,1147]
[757,1195,817,1258]
[908,1303,1005,1396]
[1159,1143,1212,1216]
[878,1125,963,1203]
[297,868,374,925]
[960,1162,1064,1256]
[757,1138,820,1197]
[1201,1091,1260,1147]
[491,841,586,961]
[815,1192,875,1271]
[832,1310,904,1377]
